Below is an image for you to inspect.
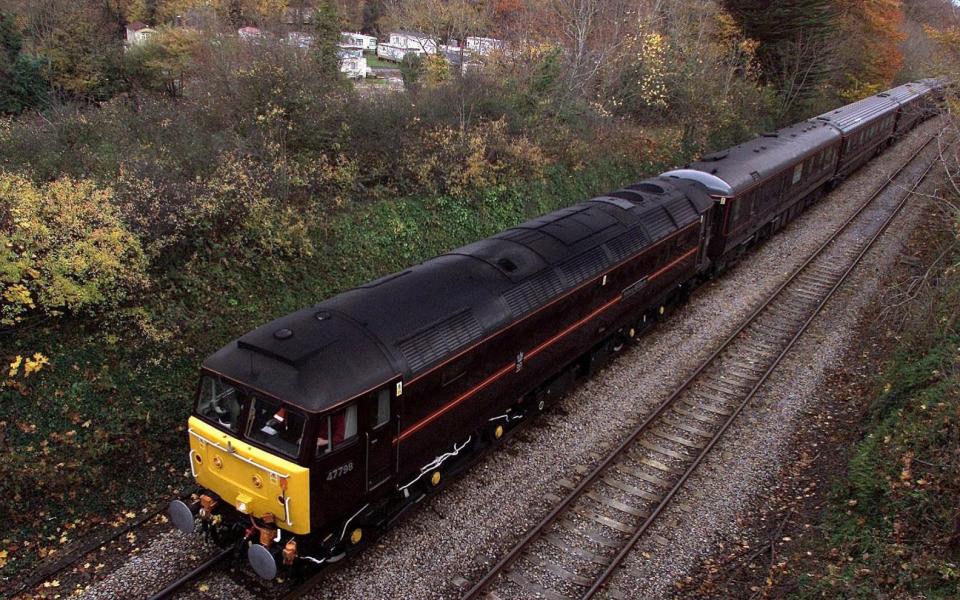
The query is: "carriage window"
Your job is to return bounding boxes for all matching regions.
[729,198,744,228]
[245,397,306,458]
[316,404,358,455]
[197,375,242,433]
[792,163,803,185]
[371,389,390,428]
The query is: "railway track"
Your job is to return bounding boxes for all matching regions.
[143,544,347,600]
[460,129,947,600]
[145,546,234,600]
[3,493,196,599]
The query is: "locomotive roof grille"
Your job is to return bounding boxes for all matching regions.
[605,226,651,263]
[559,246,609,287]
[397,310,484,374]
[502,268,565,318]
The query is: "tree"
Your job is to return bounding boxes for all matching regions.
[35,2,126,100]
[362,0,386,36]
[124,26,199,97]
[423,52,451,85]
[723,0,839,117]
[0,174,147,329]
[0,10,49,114]
[384,0,491,53]
[399,52,423,90]
[311,0,342,79]
[332,0,364,30]
[834,0,906,100]
[226,0,245,27]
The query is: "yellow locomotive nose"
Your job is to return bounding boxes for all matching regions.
[187,416,311,535]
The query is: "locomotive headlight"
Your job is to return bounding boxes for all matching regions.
[236,493,253,514]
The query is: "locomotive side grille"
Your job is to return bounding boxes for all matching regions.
[640,207,675,240]
[559,246,608,287]
[502,268,564,317]
[606,226,650,263]
[398,310,484,373]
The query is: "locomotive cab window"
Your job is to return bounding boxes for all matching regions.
[316,404,358,455]
[196,375,242,433]
[245,397,306,459]
[371,388,390,429]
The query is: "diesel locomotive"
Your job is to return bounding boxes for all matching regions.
[168,79,946,579]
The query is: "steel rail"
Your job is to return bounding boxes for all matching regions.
[145,545,235,600]
[461,127,946,600]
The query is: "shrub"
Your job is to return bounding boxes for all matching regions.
[0,174,147,327]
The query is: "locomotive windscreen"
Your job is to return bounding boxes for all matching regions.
[195,374,307,458]
[197,375,242,433]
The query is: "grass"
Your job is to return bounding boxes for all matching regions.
[364,51,400,70]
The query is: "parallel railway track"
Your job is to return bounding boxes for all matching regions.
[460,129,947,600]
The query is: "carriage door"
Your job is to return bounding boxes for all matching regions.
[365,384,396,491]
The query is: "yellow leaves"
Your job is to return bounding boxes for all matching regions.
[24,353,49,377]
[423,54,451,86]
[0,549,7,568]
[8,355,22,378]
[395,118,547,197]
[256,0,289,19]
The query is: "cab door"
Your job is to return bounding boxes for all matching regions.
[365,381,398,491]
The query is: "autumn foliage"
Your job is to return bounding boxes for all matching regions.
[835,0,907,100]
[0,174,146,329]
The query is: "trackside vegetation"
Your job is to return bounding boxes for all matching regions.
[791,223,960,599]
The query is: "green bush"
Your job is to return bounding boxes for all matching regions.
[0,174,147,328]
